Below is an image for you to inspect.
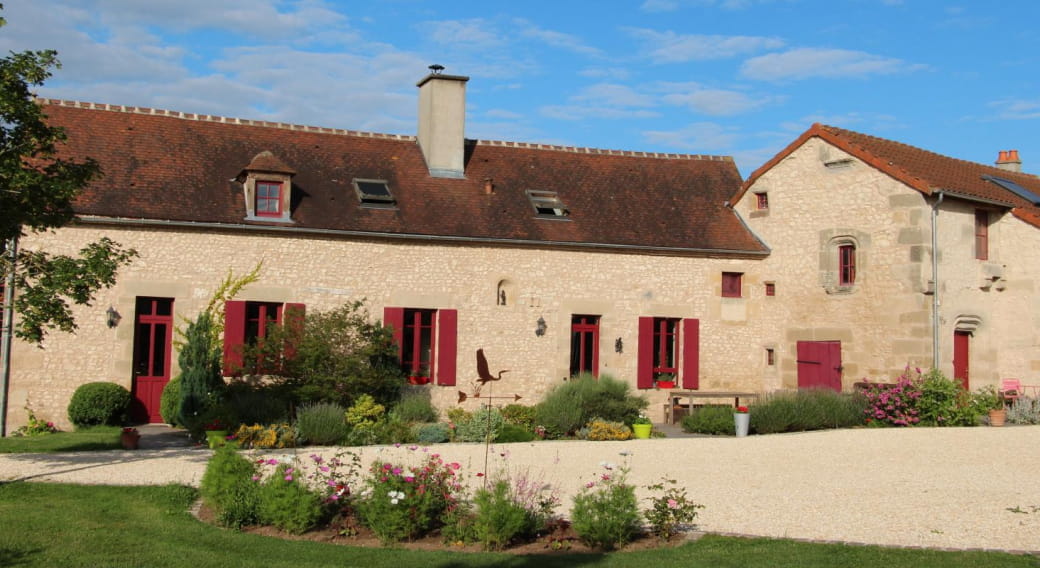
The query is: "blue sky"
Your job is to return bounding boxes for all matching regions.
[3,1,1039,176]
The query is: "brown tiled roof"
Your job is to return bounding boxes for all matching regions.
[42,100,767,256]
[736,123,1040,228]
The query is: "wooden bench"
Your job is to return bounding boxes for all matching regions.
[666,391,759,424]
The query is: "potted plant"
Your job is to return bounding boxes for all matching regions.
[654,374,676,390]
[120,427,140,450]
[975,385,1005,427]
[632,415,653,439]
[733,405,750,437]
[204,418,230,448]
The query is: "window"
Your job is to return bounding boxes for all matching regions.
[975,209,989,260]
[353,179,396,208]
[755,192,769,210]
[223,300,305,375]
[637,317,700,389]
[527,190,570,218]
[722,272,742,298]
[255,181,283,217]
[570,315,600,376]
[765,282,776,297]
[838,244,856,286]
[383,307,457,386]
[766,348,775,366]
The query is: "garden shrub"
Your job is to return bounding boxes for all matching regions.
[500,404,537,430]
[224,385,292,426]
[535,373,647,437]
[390,390,438,423]
[441,502,478,545]
[681,405,734,435]
[415,422,451,444]
[577,418,632,441]
[233,423,295,449]
[295,402,349,446]
[159,376,181,426]
[495,423,536,443]
[455,406,503,443]
[473,480,536,550]
[1007,397,1040,425]
[200,445,259,528]
[355,454,463,543]
[916,369,981,426]
[372,417,416,445]
[257,464,325,534]
[177,311,225,437]
[570,465,640,550]
[67,382,131,427]
[752,389,870,433]
[446,407,472,427]
[643,478,703,541]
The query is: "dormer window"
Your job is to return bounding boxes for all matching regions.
[353,179,396,208]
[527,190,570,219]
[238,151,296,223]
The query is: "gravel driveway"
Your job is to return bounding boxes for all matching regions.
[2,425,1038,553]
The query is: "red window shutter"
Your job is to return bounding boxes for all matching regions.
[681,318,700,390]
[223,300,247,376]
[282,303,305,361]
[637,317,654,389]
[975,210,988,260]
[436,309,458,386]
[383,307,405,361]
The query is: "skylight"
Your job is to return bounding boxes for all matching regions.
[982,175,1040,206]
[353,179,396,208]
[526,190,570,218]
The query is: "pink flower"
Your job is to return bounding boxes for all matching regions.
[586,482,595,488]
[284,475,293,482]
[404,476,415,483]
[667,499,679,509]
[266,459,278,465]
[383,463,393,471]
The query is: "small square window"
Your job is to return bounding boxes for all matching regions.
[255,181,283,217]
[527,190,570,218]
[755,192,769,210]
[722,272,742,298]
[766,348,775,366]
[353,179,396,208]
[765,282,775,296]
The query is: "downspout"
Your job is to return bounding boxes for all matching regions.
[930,192,944,370]
[0,235,18,437]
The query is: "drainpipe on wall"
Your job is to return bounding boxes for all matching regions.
[0,235,18,437]
[930,192,944,370]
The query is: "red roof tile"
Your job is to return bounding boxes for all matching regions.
[41,100,767,255]
[737,123,1040,228]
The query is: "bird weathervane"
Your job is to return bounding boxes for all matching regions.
[457,348,521,404]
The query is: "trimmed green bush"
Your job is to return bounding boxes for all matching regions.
[159,376,182,426]
[415,422,451,444]
[200,445,260,528]
[681,405,734,435]
[390,391,438,423]
[500,404,537,430]
[494,423,536,443]
[535,373,648,437]
[751,389,869,434]
[67,382,131,427]
[295,402,349,446]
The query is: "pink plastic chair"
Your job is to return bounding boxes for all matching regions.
[1000,379,1022,403]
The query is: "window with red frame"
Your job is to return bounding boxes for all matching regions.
[974,209,989,260]
[637,317,700,389]
[570,315,600,376]
[765,282,776,296]
[755,192,769,210]
[222,300,305,375]
[383,307,458,386]
[255,181,282,217]
[838,244,856,286]
[722,272,742,298]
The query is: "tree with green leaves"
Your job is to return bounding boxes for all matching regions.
[0,7,137,343]
[176,311,224,433]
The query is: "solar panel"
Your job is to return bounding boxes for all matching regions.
[982,175,1040,206]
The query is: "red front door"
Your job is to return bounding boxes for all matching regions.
[953,331,970,390]
[797,341,842,391]
[131,297,174,423]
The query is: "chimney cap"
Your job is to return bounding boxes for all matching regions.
[428,64,445,74]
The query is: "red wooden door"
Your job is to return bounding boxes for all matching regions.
[131,297,174,423]
[796,341,842,391]
[953,331,970,390]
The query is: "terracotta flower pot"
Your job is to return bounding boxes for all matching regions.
[120,431,140,450]
[655,380,676,389]
[988,409,1006,427]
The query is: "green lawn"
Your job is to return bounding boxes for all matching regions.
[0,483,1035,568]
[0,426,122,453]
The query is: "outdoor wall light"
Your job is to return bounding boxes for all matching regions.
[535,316,547,336]
[615,337,623,353]
[106,306,121,328]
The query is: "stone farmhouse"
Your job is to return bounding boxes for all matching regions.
[4,70,1040,431]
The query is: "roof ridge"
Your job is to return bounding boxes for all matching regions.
[474,138,733,161]
[37,98,418,141]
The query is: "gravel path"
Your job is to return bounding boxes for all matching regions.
[2,425,1038,553]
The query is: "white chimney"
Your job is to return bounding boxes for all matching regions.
[416,67,469,178]
[995,149,1022,173]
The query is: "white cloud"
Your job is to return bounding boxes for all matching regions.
[572,83,657,108]
[627,28,785,63]
[988,98,1040,120]
[742,48,925,81]
[662,88,775,116]
[540,105,659,121]
[424,19,505,49]
[643,122,738,151]
[516,20,603,58]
